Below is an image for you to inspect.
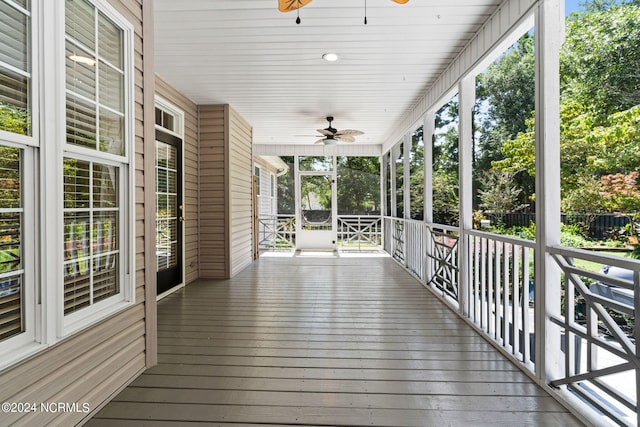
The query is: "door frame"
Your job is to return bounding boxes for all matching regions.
[155,97,185,299]
[295,156,338,250]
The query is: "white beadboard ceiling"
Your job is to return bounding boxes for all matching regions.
[154,0,501,147]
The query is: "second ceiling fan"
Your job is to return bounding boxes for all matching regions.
[314,116,364,145]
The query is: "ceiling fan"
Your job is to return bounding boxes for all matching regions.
[279,0,409,12]
[278,0,409,12]
[314,116,364,145]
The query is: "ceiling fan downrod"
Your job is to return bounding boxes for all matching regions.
[364,0,368,24]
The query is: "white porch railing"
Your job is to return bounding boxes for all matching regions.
[466,230,536,368]
[548,247,640,426]
[259,215,382,250]
[427,224,460,304]
[337,215,382,250]
[383,216,640,426]
[258,215,296,249]
[383,217,406,264]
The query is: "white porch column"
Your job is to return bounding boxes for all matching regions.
[404,133,411,220]
[423,112,435,284]
[380,154,387,216]
[390,145,397,218]
[458,76,475,317]
[423,113,435,224]
[294,155,301,241]
[535,0,563,383]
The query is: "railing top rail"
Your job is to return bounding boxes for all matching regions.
[465,229,536,249]
[426,222,459,233]
[337,215,382,219]
[549,246,640,271]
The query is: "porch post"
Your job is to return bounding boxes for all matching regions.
[423,113,434,224]
[390,145,397,218]
[534,0,563,383]
[381,154,387,217]
[404,133,411,220]
[424,113,435,284]
[294,156,301,247]
[458,76,475,317]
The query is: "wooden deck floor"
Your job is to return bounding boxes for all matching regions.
[88,253,582,426]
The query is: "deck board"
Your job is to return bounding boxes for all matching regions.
[88,254,582,426]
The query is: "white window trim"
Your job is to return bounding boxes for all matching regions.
[155,95,184,139]
[0,0,46,370]
[269,172,276,215]
[254,163,261,197]
[0,146,42,369]
[58,0,136,337]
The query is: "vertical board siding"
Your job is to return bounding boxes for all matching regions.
[0,1,148,425]
[228,106,254,277]
[199,105,254,279]
[198,105,227,278]
[155,77,200,284]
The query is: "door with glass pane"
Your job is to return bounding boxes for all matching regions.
[156,131,183,294]
[297,173,336,250]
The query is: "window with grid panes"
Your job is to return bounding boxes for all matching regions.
[63,0,130,317]
[0,0,30,344]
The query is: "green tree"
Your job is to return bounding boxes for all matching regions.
[337,156,380,214]
[277,156,295,214]
[478,170,527,222]
[494,2,640,225]
[475,33,536,207]
[562,3,640,115]
[432,171,459,226]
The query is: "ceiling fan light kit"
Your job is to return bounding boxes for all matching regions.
[314,116,364,145]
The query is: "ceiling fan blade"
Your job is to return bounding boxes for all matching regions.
[314,138,326,145]
[391,0,410,4]
[336,135,356,143]
[317,129,335,136]
[278,0,312,12]
[335,129,364,136]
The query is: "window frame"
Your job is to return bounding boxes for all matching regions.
[59,0,136,336]
[0,142,38,367]
[0,0,137,369]
[254,164,261,197]
[0,0,42,369]
[0,0,40,149]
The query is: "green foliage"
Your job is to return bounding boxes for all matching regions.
[499,222,590,247]
[0,102,30,136]
[277,156,295,214]
[476,33,535,138]
[432,171,459,226]
[478,169,527,217]
[561,175,606,226]
[337,156,380,213]
[562,3,640,114]
[560,223,590,248]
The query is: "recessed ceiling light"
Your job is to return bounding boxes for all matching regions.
[322,53,339,62]
[69,55,96,66]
